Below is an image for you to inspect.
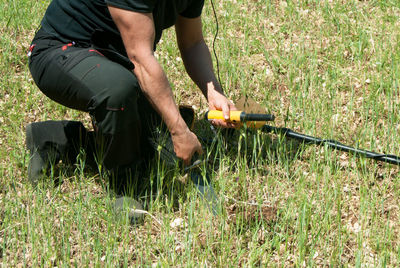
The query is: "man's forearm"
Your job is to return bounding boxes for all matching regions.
[132,54,187,134]
[179,38,237,127]
[179,40,223,98]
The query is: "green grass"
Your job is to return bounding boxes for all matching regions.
[1,0,400,266]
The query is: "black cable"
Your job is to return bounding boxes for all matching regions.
[210,0,224,92]
[261,125,400,166]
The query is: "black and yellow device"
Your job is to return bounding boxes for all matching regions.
[205,110,275,129]
[206,109,400,166]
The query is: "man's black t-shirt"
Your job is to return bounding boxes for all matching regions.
[40,0,204,53]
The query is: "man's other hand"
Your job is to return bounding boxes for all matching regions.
[171,126,203,166]
[207,88,238,128]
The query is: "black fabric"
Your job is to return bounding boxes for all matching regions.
[29,35,162,170]
[90,29,135,70]
[27,120,95,166]
[40,0,204,52]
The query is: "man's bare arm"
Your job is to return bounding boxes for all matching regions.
[175,15,237,127]
[108,6,202,164]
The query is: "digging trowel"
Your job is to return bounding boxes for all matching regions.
[184,158,220,215]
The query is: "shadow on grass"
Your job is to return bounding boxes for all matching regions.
[196,121,304,176]
[29,147,190,214]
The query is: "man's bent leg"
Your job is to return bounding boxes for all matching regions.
[29,45,160,184]
[67,55,161,170]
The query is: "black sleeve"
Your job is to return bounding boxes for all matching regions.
[180,0,205,18]
[105,0,156,13]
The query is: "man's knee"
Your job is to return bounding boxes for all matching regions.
[89,79,142,135]
[105,79,141,112]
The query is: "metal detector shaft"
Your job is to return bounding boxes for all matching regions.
[261,125,400,166]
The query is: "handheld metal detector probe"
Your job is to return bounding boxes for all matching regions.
[206,110,400,166]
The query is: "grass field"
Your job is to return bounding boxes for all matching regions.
[1,0,400,266]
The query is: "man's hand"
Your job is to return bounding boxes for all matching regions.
[170,125,203,166]
[207,85,238,128]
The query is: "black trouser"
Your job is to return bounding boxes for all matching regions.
[28,29,161,177]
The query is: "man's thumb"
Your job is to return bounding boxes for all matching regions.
[222,104,230,121]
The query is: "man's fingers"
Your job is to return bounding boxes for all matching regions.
[211,118,231,128]
[197,144,203,155]
[183,147,202,166]
[183,158,191,166]
[221,103,230,121]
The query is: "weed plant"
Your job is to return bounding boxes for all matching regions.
[1,0,400,266]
